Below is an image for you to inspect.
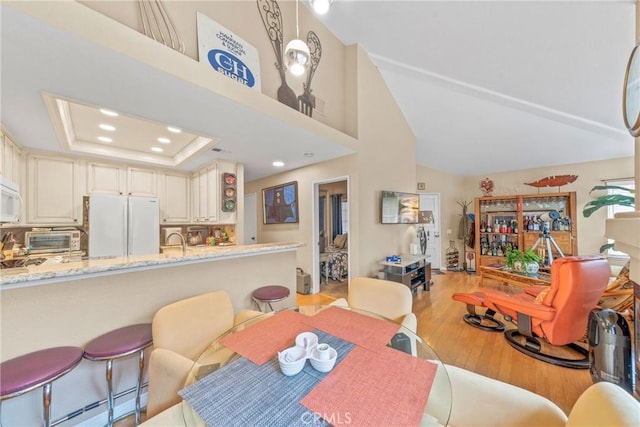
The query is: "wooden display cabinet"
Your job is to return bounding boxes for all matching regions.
[474,192,577,268]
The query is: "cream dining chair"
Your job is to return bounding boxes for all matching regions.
[331,276,417,333]
[146,291,262,418]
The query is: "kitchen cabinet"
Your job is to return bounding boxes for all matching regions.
[87,162,157,197]
[191,165,218,223]
[474,192,577,268]
[160,172,190,223]
[26,154,84,224]
[127,167,157,197]
[1,129,22,185]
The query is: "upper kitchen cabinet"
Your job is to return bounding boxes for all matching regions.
[127,167,157,197]
[87,162,157,197]
[191,165,218,223]
[1,128,23,185]
[159,171,190,223]
[27,154,85,225]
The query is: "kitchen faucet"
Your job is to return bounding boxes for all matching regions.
[166,232,186,256]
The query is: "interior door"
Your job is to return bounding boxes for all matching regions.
[419,193,442,269]
[243,193,257,245]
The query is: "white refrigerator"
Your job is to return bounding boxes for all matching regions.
[85,194,160,258]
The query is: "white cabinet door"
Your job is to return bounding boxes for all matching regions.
[127,167,157,197]
[160,172,190,223]
[87,162,126,195]
[27,154,83,224]
[2,133,22,184]
[191,172,201,222]
[205,165,218,222]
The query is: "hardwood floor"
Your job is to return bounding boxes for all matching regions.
[299,270,593,415]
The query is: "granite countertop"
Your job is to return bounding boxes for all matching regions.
[1,242,303,288]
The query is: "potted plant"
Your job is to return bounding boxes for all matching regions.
[504,248,523,272]
[522,248,542,276]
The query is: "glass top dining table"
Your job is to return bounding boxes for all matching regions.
[178,305,452,426]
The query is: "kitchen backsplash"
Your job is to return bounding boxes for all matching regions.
[2,224,237,255]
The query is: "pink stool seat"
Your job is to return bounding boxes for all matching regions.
[253,285,289,301]
[252,285,290,312]
[84,324,153,360]
[0,346,83,398]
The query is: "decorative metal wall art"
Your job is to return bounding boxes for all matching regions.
[257,0,297,109]
[138,0,185,53]
[257,0,324,115]
[480,178,494,196]
[525,175,578,193]
[298,31,322,116]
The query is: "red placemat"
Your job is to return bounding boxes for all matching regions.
[304,306,400,350]
[301,345,438,427]
[219,310,311,365]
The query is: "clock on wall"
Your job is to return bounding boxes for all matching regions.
[623,43,640,137]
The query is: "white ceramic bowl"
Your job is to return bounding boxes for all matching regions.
[278,346,307,376]
[309,347,337,373]
[295,332,318,354]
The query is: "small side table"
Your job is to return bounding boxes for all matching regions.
[379,254,431,292]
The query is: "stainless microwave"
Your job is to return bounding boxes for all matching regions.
[25,230,81,254]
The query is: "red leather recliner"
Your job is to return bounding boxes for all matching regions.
[456,256,610,368]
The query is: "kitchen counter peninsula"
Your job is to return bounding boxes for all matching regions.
[1,242,302,361]
[0,242,302,288]
[1,241,302,424]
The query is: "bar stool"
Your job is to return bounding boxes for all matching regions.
[0,346,84,427]
[252,285,290,312]
[84,324,153,426]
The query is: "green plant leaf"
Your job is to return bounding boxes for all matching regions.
[583,195,635,217]
[588,185,635,195]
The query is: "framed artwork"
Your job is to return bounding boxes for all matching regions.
[263,181,299,224]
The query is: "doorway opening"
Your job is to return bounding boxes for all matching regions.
[313,176,349,296]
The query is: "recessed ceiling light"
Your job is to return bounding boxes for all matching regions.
[97,136,113,143]
[157,137,171,144]
[273,161,285,167]
[151,147,164,152]
[99,124,116,131]
[100,109,119,117]
[167,126,182,133]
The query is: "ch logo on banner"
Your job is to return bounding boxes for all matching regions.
[207,49,256,88]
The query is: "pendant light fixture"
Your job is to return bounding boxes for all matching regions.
[284,0,310,76]
[309,0,333,15]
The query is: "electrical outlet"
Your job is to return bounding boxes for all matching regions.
[447,229,452,235]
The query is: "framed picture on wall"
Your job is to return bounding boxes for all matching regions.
[263,181,299,224]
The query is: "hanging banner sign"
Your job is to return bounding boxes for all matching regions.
[196,12,261,90]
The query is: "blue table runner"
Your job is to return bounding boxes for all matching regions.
[179,330,355,427]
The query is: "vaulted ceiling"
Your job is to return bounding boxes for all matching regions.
[317,1,636,176]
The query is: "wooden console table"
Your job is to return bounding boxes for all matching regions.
[478,265,550,289]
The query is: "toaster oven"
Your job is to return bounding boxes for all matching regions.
[25,230,81,254]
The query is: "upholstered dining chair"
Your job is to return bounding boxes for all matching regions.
[479,255,610,368]
[331,276,417,333]
[146,291,262,418]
